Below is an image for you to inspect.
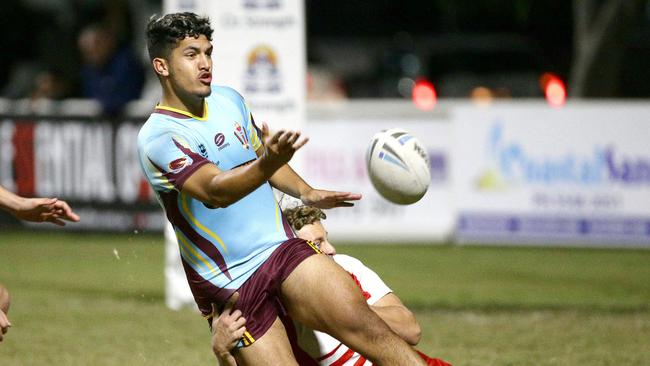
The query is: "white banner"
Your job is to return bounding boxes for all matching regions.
[452,102,650,246]
[211,0,305,131]
[0,118,164,232]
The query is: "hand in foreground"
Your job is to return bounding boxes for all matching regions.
[261,122,309,167]
[12,197,80,226]
[0,309,10,343]
[301,189,362,209]
[211,292,246,359]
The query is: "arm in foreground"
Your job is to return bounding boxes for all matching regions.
[183,127,308,208]
[211,293,245,366]
[370,293,422,345]
[0,185,80,226]
[254,122,361,208]
[372,292,452,365]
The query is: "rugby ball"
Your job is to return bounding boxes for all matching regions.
[366,128,430,205]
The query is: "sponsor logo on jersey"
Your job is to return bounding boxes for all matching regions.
[168,157,191,172]
[234,122,250,149]
[214,133,225,146]
[198,144,208,158]
[214,132,231,151]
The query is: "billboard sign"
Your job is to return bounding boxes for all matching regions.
[453,103,650,246]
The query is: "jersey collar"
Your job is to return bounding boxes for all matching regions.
[154,101,208,121]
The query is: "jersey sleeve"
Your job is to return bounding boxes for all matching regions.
[333,254,393,305]
[140,131,210,192]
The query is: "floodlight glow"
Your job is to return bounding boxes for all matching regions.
[545,77,566,108]
[412,79,437,110]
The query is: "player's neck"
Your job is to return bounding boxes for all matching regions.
[160,92,205,118]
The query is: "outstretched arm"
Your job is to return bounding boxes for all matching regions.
[255,122,361,208]
[183,127,308,208]
[370,293,422,346]
[268,164,362,208]
[0,185,80,226]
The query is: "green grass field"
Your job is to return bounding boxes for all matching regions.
[1,231,649,365]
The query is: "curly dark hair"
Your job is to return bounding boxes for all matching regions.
[146,12,213,61]
[283,206,327,231]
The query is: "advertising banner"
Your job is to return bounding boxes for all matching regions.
[0,118,163,231]
[205,0,306,130]
[453,102,650,246]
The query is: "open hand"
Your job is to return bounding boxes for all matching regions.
[12,197,80,226]
[261,122,309,168]
[211,292,246,356]
[301,189,362,209]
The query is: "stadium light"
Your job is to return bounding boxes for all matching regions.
[412,79,437,110]
[540,72,566,108]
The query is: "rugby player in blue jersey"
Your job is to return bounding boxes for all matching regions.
[138,12,426,366]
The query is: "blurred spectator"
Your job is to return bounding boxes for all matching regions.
[78,23,144,116]
[30,70,72,101]
[0,0,77,100]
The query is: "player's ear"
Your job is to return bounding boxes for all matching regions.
[152,57,170,77]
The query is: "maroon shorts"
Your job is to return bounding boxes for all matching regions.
[229,238,321,347]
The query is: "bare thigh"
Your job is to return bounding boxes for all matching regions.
[281,252,426,365]
[233,317,298,366]
[280,254,386,346]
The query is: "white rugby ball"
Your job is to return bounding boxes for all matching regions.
[366,128,430,205]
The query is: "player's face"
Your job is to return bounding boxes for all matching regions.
[297,221,336,256]
[167,35,213,98]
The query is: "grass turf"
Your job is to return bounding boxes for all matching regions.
[0,231,649,365]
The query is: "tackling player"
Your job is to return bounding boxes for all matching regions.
[210,206,452,366]
[139,12,426,365]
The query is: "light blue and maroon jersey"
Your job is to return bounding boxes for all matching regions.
[137,85,294,315]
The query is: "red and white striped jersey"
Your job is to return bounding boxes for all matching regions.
[294,254,392,366]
